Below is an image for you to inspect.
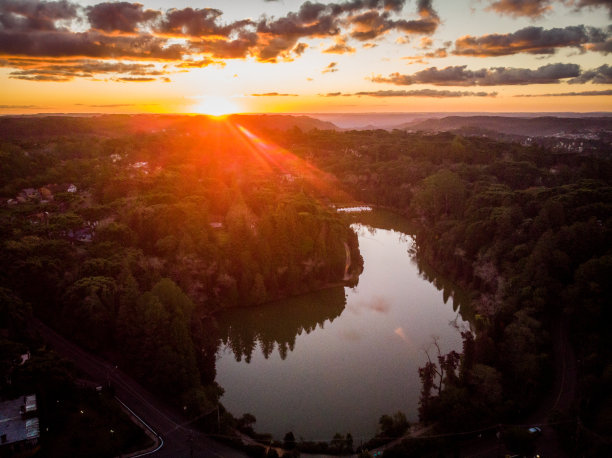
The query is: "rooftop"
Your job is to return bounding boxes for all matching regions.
[0,395,39,446]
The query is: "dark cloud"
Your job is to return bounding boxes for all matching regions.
[253,0,436,61]
[1,57,165,81]
[194,31,259,59]
[87,2,160,34]
[348,0,439,41]
[250,92,298,96]
[515,89,612,96]
[371,63,581,86]
[328,0,407,15]
[156,7,251,38]
[486,0,554,18]
[322,61,338,73]
[404,46,448,63]
[568,64,612,83]
[485,1,612,19]
[0,0,78,32]
[453,25,609,56]
[0,0,439,78]
[320,91,343,96]
[0,30,188,60]
[585,37,612,54]
[254,3,341,62]
[113,76,157,82]
[293,42,308,56]
[572,0,612,18]
[353,89,497,97]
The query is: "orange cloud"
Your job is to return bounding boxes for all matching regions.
[453,25,610,57]
[0,0,442,79]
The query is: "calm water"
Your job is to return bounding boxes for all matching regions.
[215,210,471,442]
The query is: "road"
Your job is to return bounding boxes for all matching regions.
[32,311,577,458]
[32,318,246,458]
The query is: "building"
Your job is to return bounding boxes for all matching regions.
[0,394,40,454]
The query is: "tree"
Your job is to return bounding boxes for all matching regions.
[378,411,409,438]
[0,287,31,337]
[413,169,465,219]
[283,431,296,450]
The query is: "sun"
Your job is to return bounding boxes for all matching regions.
[192,96,241,117]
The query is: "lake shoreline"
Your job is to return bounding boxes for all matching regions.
[214,209,470,442]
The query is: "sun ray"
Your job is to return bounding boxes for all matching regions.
[229,122,353,204]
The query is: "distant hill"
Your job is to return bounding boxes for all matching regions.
[398,116,612,137]
[0,113,339,140]
[228,114,339,132]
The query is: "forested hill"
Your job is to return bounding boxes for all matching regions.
[0,115,359,419]
[398,115,612,137]
[0,113,338,140]
[230,114,339,132]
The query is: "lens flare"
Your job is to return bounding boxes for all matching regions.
[192,96,241,117]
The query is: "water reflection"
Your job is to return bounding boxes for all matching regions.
[217,286,346,362]
[214,209,472,440]
[343,208,416,235]
[411,249,474,324]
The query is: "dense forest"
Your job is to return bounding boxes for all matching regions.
[270,126,612,455]
[0,115,362,422]
[1,115,610,456]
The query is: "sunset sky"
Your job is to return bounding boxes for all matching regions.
[0,0,610,114]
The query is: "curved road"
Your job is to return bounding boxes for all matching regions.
[32,318,246,458]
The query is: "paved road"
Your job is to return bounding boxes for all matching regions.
[32,318,246,458]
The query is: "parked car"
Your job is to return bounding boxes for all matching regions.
[527,426,542,436]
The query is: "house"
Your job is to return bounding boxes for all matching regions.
[0,395,40,454]
[67,184,77,193]
[18,188,41,202]
[67,227,94,243]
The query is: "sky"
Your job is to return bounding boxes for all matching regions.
[0,0,610,114]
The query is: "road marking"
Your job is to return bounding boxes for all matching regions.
[115,396,164,457]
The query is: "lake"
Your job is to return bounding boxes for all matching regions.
[215,210,471,442]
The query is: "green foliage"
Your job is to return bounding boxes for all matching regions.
[379,411,409,438]
[2,117,610,454]
[413,169,465,219]
[0,287,31,336]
